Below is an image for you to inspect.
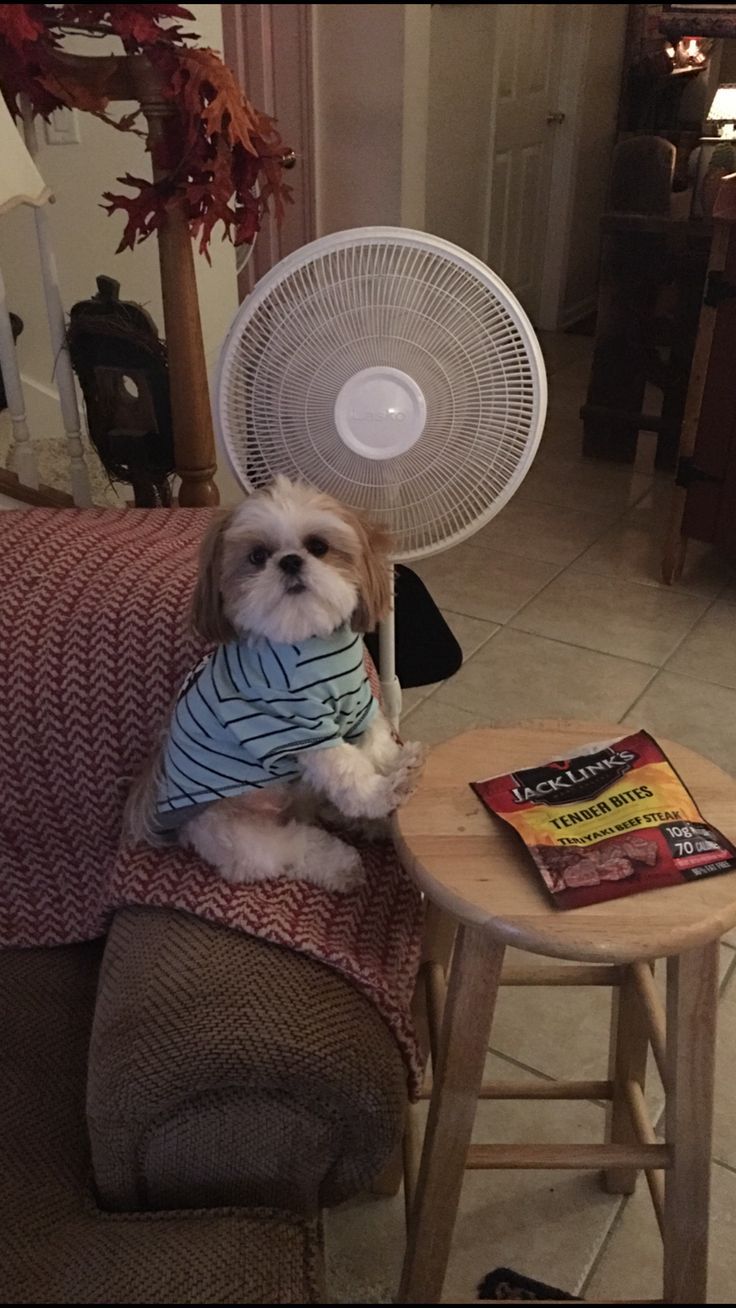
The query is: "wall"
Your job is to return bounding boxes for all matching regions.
[424,4,497,258]
[561,4,628,325]
[0,5,241,503]
[312,4,407,234]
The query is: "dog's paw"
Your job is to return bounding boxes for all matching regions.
[385,754,424,809]
[382,739,428,805]
[394,739,429,776]
[359,747,427,818]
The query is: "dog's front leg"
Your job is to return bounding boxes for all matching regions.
[357,712,428,779]
[300,739,422,819]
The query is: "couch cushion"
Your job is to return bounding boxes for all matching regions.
[0,940,324,1303]
[87,907,408,1213]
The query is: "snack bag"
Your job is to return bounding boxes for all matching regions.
[471,730,736,910]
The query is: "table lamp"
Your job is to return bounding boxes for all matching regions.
[707,84,736,140]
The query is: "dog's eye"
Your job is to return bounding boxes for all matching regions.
[305,535,328,557]
[248,546,269,567]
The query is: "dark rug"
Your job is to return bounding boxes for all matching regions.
[478,1267,581,1301]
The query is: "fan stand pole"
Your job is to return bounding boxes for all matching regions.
[380,563,402,729]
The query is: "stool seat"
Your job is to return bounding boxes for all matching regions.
[395,720,736,964]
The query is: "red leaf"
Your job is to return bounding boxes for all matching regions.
[102,174,171,252]
[37,66,110,115]
[1,9,290,258]
[107,4,196,49]
[0,5,45,49]
[167,46,273,155]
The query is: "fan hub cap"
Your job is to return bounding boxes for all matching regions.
[334,366,426,461]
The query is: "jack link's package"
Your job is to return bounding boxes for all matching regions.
[471,731,736,910]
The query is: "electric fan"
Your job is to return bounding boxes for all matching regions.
[216,227,547,724]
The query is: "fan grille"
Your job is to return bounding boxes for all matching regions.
[217,232,546,560]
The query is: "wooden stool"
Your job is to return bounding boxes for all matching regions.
[395,722,736,1305]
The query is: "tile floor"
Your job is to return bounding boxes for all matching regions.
[326,333,736,1303]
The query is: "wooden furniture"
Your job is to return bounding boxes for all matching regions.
[395,722,736,1305]
[581,136,712,470]
[663,173,736,583]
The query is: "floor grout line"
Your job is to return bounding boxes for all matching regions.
[485,1046,560,1085]
[719,948,736,998]
[461,624,664,674]
[492,480,664,637]
[577,1192,628,1298]
[659,586,724,671]
[616,665,663,725]
[644,663,736,696]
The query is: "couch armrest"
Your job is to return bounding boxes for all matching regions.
[86,906,407,1215]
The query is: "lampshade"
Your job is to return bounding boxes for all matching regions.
[0,95,51,216]
[707,84,736,123]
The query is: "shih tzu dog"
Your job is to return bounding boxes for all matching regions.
[126,476,426,893]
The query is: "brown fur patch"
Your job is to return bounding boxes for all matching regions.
[190,510,237,644]
[332,504,392,632]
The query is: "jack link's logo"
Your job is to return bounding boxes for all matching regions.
[511,747,639,805]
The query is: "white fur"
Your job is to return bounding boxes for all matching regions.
[223,477,361,644]
[170,478,426,894]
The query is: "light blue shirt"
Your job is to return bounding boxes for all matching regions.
[156,626,377,829]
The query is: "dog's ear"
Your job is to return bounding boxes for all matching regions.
[191,511,236,644]
[349,512,393,634]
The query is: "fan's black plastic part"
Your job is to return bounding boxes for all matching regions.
[67,275,175,506]
[364,564,462,689]
[478,1267,580,1301]
[0,313,23,413]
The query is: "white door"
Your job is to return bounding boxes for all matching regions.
[485,4,565,322]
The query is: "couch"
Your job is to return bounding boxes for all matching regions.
[0,508,417,1304]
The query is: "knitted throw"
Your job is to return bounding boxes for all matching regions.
[0,509,424,1095]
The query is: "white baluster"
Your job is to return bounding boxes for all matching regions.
[22,104,92,507]
[0,261,38,489]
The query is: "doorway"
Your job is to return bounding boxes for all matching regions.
[422,4,628,330]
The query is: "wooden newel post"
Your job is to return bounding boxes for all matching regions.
[143,101,219,507]
[35,49,247,508]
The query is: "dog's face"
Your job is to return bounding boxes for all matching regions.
[192,476,392,645]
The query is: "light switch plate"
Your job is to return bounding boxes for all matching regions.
[44,108,81,146]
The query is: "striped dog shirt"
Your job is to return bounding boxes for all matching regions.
[156,625,377,830]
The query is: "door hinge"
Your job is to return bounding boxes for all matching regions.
[676,456,724,489]
[704,270,736,309]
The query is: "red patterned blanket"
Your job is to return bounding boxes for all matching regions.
[0,509,423,1095]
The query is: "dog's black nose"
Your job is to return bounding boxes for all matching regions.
[279,553,303,576]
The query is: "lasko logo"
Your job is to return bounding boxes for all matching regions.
[350,409,405,422]
[511,747,638,805]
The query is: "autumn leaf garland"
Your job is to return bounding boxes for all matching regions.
[0,3,290,257]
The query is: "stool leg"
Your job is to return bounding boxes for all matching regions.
[663,942,719,1304]
[399,925,504,1304]
[604,963,651,1194]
